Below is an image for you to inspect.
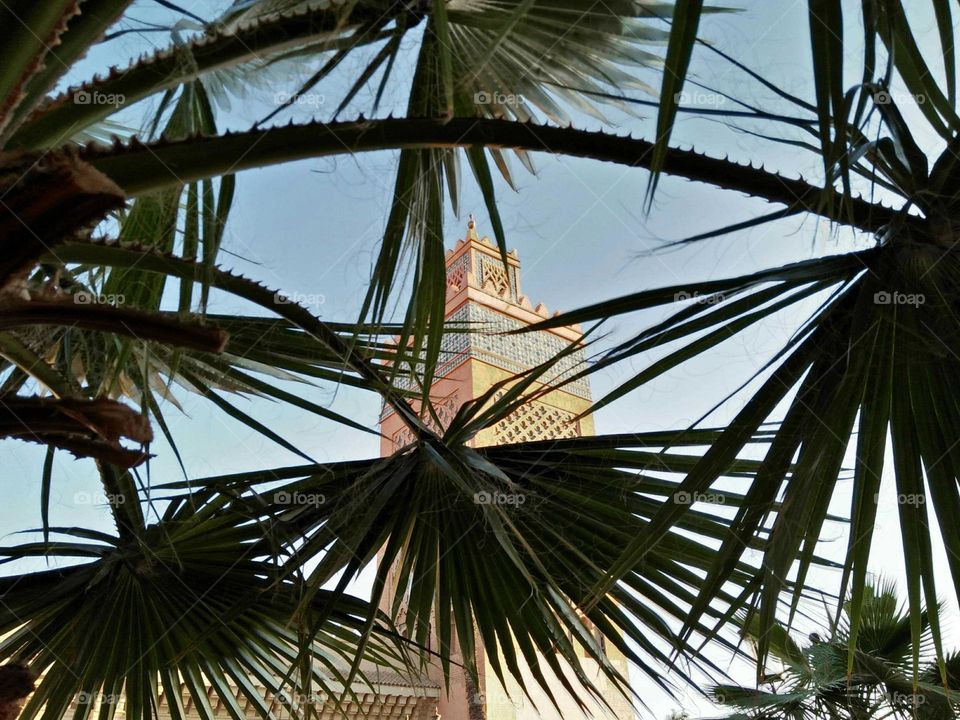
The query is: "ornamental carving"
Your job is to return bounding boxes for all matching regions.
[491,394,580,444]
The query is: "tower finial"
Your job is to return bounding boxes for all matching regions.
[466,214,478,241]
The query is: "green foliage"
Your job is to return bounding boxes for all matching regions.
[1,1,960,718]
[0,0,747,716]
[712,581,960,719]
[533,0,960,692]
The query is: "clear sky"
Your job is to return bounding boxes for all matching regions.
[2,1,956,717]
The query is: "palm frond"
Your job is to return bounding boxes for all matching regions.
[0,466,412,720]
[158,427,789,713]
[712,581,960,720]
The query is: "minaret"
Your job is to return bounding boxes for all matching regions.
[378,221,633,720]
[379,217,594,454]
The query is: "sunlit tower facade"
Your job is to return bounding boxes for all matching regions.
[378,219,632,720]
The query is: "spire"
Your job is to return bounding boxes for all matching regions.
[466,213,479,241]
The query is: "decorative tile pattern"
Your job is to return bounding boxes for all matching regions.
[478,256,510,298]
[445,252,470,292]
[392,393,460,447]
[475,254,519,302]
[384,249,591,434]
[386,304,590,401]
[492,395,580,444]
[393,427,412,448]
[460,305,591,399]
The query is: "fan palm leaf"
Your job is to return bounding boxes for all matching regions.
[0,465,412,720]
[5,0,958,713]
[712,581,960,720]
[157,424,801,714]
[2,0,734,460]
[521,1,960,681]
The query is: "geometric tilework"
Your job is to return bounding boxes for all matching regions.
[491,397,581,444]
[446,253,469,293]
[387,304,591,402]
[474,253,520,303]
[391,392,459,448]
[476,254,511,300]
[443,304,592,399]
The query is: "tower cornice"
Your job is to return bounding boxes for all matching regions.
[444,217,584,340]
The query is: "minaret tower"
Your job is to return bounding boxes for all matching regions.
[378,220,633,720]
[379,216,594,454]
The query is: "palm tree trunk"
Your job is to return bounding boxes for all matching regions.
[464,671,486,720]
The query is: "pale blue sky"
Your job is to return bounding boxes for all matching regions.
[2,1,955,716]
